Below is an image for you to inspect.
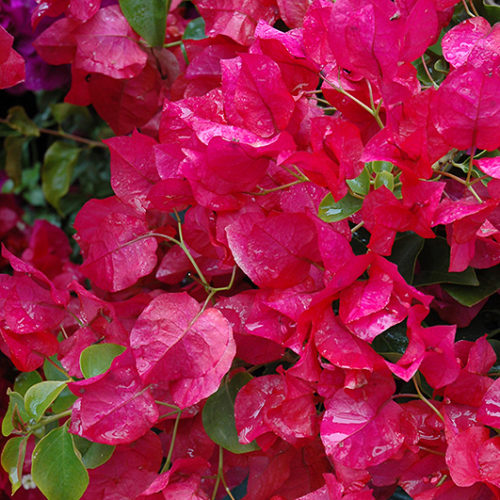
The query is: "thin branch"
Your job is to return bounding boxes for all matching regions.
[413,375,444,423]
[0,117,107,149]
[320,71,384,129]
[420,56,439,89]
[462,0,476,16]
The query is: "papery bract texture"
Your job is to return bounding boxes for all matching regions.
[432,65,500,151]
[82,431,163,499]
[226,211,319,289]
[74,196,158,292]
[130,292,235,408]
[73,6,147,79]
[0,25,25,88]
[194,0,278,46]
[68,350,159,445]
[234,373,317,445]
[105,130,160,213]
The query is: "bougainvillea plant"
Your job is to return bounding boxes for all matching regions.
[1,0,500,499]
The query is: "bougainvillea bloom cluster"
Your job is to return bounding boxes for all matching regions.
[1,0,500,499]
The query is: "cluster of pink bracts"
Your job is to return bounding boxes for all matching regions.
[1,0,500,498]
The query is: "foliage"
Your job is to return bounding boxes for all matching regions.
[0,0,500,499]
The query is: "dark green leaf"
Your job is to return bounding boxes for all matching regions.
[433,58,449,74]
[51,103,91,125]
[6,106,40,137]
[2,391,29,437]
[371,321,408,356]
[388,233,425,284]
[182,17,206,40]
[79,344,126,379]
[4,136,24,187]
[14,371,43,397]
[413,237,479,287]
[391,486,413,500]
[43,357,68,382]
[443,267,500,307]
[119,0,167,47]
[1,436,28,495]
[50,104,93,135]
[427,30,444,56]
[32,425,89,500]
[25,381,67,423]
[42,141,80,212]
[483,0,500,23]
[202,373,259,454]
[73,436,115,469]
[487,339,500,372]
[318,193,363,222]
[346,168,370,196]
[51,388,78,414]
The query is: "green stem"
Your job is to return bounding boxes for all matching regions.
[466,152,474,185]
[155,401,181,410]
[164,40,183,48]
[350,221,364,233]
[467,184,483,204]
[413,374,444,422]
[250,179,305,196]
[392,393,421,400]
[212,447,235,500]
[160,409,182,473]
[321,72,384,129]
[211,267,237,292]
[29,409,72,432]
[420,56,439,89]
[419,446,445,457]
[436,474,448,487]
[462,0,476,16]
[174,212,211,291]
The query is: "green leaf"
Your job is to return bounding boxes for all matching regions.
[25,381,67,423]
[73,436,115,469]
[413,237,479,287]
[374,171,394,191]
[483,0,500,23]
[2,391,30,437]
[182,17,206,40]
[1,436,28,494]
[443,267,500,307]
[43,357,68,382]
[51,388,78,414]
[14,371,43,397]
[487,339,500,370]
[371,160,394,173]
[51,103,91,126]
[42,141,80,212]
[79,344,126,379]
[346,168,370,196]
[433,58,449,74]
[6,106,40,137]
[4,136,25,187]
[119,0,168,47]
[318,192,363,222]
[427,30,444,56]
[371,321,409,356]
[202,372,260,454]
[32,425,89,500]
[388,233,425,284]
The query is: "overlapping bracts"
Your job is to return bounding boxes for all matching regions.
[1,0,500,498]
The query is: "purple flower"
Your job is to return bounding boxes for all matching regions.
[0,0,69,92]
